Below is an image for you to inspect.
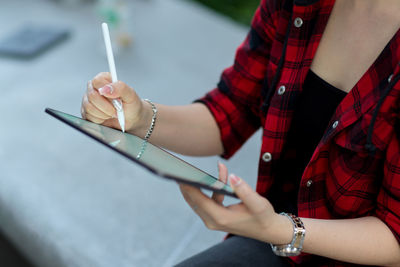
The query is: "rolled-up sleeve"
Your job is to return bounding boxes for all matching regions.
[376,128,400,243]
[196,0,279,158]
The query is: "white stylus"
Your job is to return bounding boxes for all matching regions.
[101,22,125,132]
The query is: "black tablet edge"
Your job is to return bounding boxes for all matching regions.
[45,108,237,198]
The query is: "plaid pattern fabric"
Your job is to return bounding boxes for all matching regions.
[198,0,400,265]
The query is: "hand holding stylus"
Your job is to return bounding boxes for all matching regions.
[81,72,149,134]
[81,23,151,134]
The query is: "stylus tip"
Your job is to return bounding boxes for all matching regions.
[116,110,125,133]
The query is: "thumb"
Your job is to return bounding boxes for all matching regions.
[98,81,138,104]
[229,174,266,214]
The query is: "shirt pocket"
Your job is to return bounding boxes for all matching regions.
[325,113,392,217]
[333,112,394,155]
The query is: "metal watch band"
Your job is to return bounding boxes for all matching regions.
[270,212,306,257]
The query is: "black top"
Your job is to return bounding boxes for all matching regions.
[269,70,347,215]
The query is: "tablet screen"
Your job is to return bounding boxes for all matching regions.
[45,108,235,197]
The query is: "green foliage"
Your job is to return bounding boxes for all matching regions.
[190,0,260,26]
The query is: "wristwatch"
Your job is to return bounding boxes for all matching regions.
[270,212,306,257]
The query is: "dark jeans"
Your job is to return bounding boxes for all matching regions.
[174,236,291,267]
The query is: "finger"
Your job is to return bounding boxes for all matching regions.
[102,118,119,128]
[179,183,229,230]
[91,72,112,90]
[179,183,225,218]
[87,80,117,117]
[85,98,112,120]
[211,162,228,204]
[218,162,228,184]
[179,183,204,203]
[179,185,191,203]
[82,93,111,120]
[97,81,138,104]
[179,184,198,211]
[228,174,267,215]
[85,112,106,124]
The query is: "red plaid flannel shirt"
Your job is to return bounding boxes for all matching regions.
[198,0,400,265]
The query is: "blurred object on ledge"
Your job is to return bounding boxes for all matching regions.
[96,0,133,53]
[0,24,70,59]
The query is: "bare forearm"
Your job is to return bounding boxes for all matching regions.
[302,216,400,266]
[129,101,224,156]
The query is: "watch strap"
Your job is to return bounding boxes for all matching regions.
[270,212,306,257]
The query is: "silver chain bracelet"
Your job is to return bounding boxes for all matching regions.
[136,99,157,159]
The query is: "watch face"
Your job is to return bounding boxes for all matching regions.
[270,244,301,257]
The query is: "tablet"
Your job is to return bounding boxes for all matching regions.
[45,108,236,197]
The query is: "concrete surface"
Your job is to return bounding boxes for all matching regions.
[0,0,261,266]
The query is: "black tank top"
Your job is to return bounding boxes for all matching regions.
[269,70,347,215]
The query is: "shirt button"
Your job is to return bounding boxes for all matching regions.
[332,120,339,129]
[262,152,272,162]
[277,85,286,95]
[388,74,393,83]
[306,180,313,187]
[294,17,303,28]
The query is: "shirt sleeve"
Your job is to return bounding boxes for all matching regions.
[196,0,280,159]
[375,125,400,244]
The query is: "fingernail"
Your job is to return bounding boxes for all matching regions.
[229,174,241,186]
[99,84,113,95]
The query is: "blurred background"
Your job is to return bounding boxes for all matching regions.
[190,0,259,25]
[0,0,261,266]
